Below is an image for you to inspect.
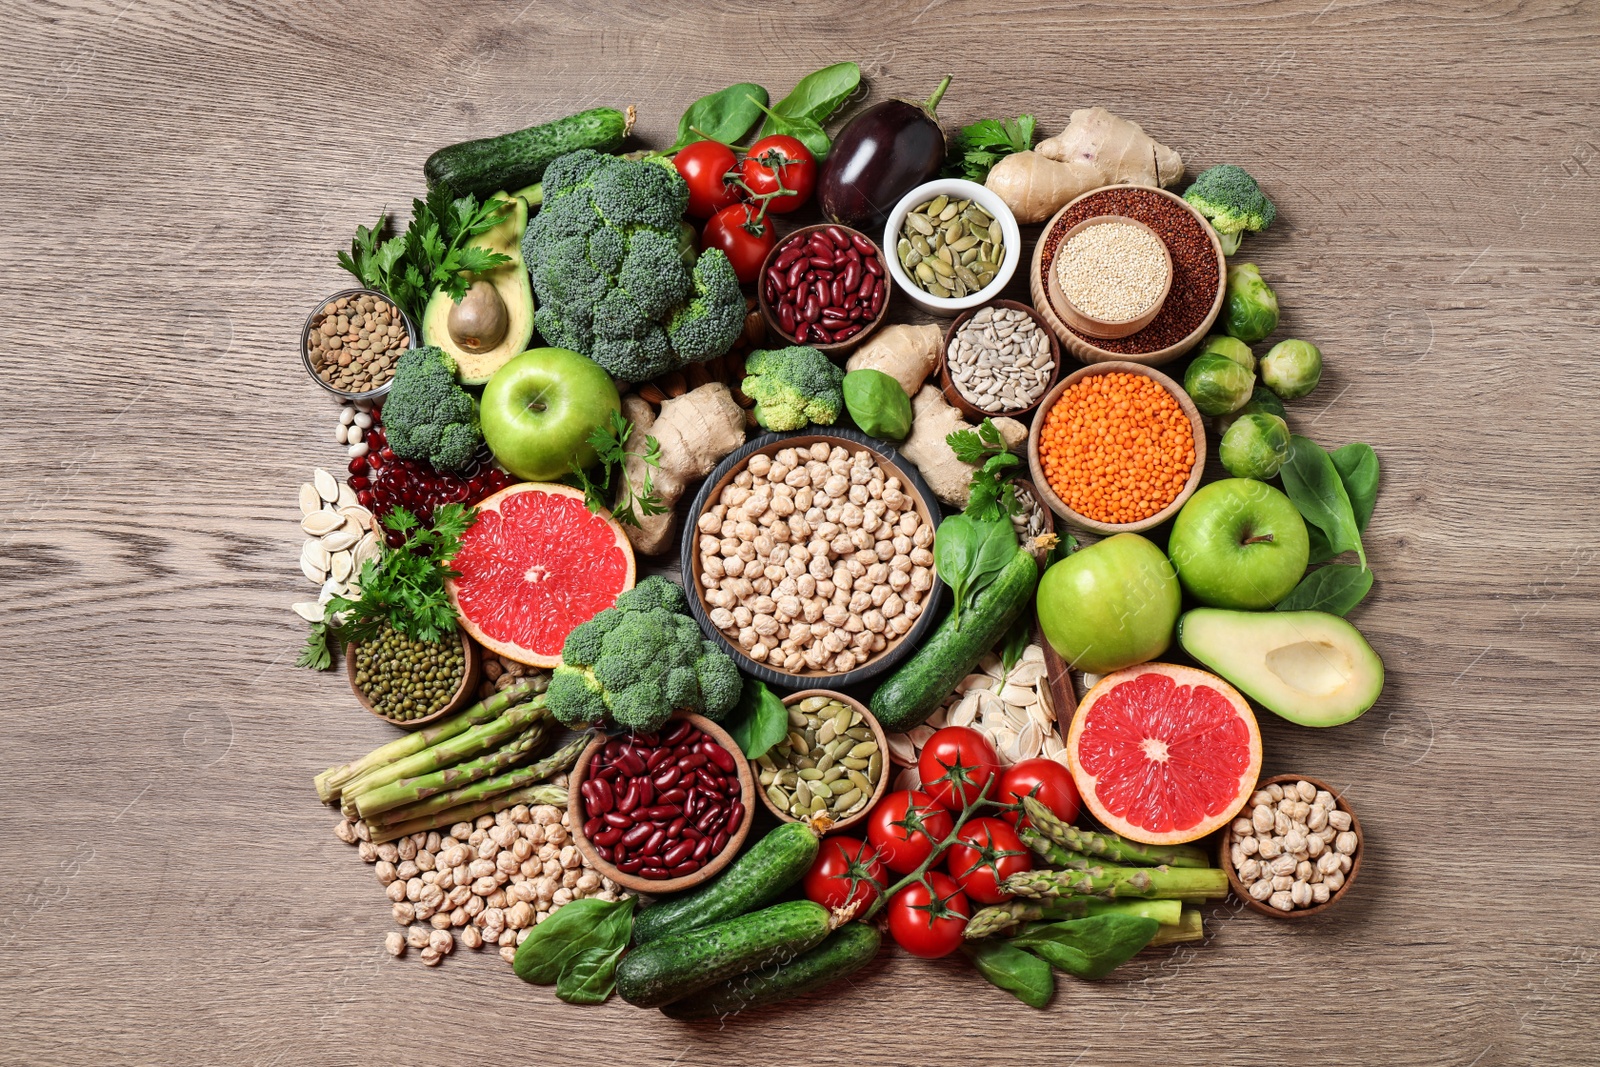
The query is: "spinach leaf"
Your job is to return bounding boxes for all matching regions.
[1010,914,1160,980]
[761,62,861,158]
[671,83,768,152]
[1276,564,1373,616]
[727,678,789,761]
[962,941,1054,1008]
[1280,435,1365,569]
[934,514,981,626]
[964,517,1019,621]
[556,945,626,1005]
[513,896,635,1001]
[1330,443,1379,532]
[937,515,1018,627]
[768,62,860,126]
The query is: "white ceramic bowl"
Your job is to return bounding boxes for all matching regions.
[883,179,1023,316]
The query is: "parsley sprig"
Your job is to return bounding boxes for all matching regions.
[943,114,1036,184]
[297,503,477,670]
[571,411,667,529]
[947,417,1024,522]
[337,188,513,324]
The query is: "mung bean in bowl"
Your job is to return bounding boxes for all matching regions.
[347,626,481,731]
[883,179,1022,316]
[755,690,890,834]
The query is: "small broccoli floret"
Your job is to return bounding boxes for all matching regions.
[1184,165,1277,255]
[614,576,688,615]
[741,346,846,431]
[522,149,744,382]
[543,575,744,732]
[694,643,743,722]
[381,346,482,472]
[668,249,746,361]
[546,667,610,728]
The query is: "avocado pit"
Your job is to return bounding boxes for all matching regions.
[448,279,509,352]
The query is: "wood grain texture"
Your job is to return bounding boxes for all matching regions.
[2,0,1597,1064]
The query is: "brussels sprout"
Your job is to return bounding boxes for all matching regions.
[1220,413,1291,480]
[1260,339,1323,400]
[1217,384,1288,435]
[1222,263,1279,343]
[1183,354,1255,417]
[842,368,912,440]
[1197,334,1255,373]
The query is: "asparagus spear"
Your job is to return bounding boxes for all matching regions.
[365,732,591,828]
[1019,827,1098,870]
[1002,863,1229,901]
[353,725,549,819]
[367,783,569,844]
[1021,797,1211,869]
[964,897,1185,939]
[965,899,1092,939]
[314,679,540,802]
[340,698,550,805]
[1146,907,1204,947]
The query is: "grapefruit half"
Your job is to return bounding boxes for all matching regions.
[446,482,635,666]
[1066,662,1261,845]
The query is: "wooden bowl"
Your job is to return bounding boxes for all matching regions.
[1025,361,1206,535]
[938,299,1062,421]
[567,713,757,895]
[1219,774,1364,920]
[757,224,891,355]
[1029,186,1225,366]
[754,690,891,834]
[1045,216,1173,340]
[682,428,945,690]
[346,630,481,731]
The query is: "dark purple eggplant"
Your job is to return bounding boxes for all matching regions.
[818,75,951,227]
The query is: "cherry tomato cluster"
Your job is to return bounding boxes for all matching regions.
[800,726,1084,960]
[675,135,818,284]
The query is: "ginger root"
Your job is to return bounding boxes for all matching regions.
[986,107,1184,223]
[899,385,1026,507]
[845,324,943,396]
[617,383,746,556]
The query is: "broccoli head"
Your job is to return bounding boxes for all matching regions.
[522,150,744,383]
[1184,165,1277,255]
[381,346,482,471]
[547,576,742,731]
[741,346,846,431]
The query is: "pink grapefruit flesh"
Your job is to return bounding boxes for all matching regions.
[446,482,635,666]
[1066,662,1261,845]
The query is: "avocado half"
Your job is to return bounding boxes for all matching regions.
[1177,608,1384,727]
[422,191,535,384]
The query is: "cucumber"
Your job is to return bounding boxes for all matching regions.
[424,106,635,199]
[870,548,1039,732]
[660,923,881,1020]
[630,821,819,945]
[615,900,831,1009]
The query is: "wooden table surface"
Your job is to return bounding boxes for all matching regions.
[4,1,1596,1064]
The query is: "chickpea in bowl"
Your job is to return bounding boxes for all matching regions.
[681,428,945,690]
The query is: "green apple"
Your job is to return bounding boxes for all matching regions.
[1037,533,1181,675]
[1167,479,1308,610]
[480,348,620,481]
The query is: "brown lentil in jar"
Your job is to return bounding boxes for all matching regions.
[1039,189,1219,354]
